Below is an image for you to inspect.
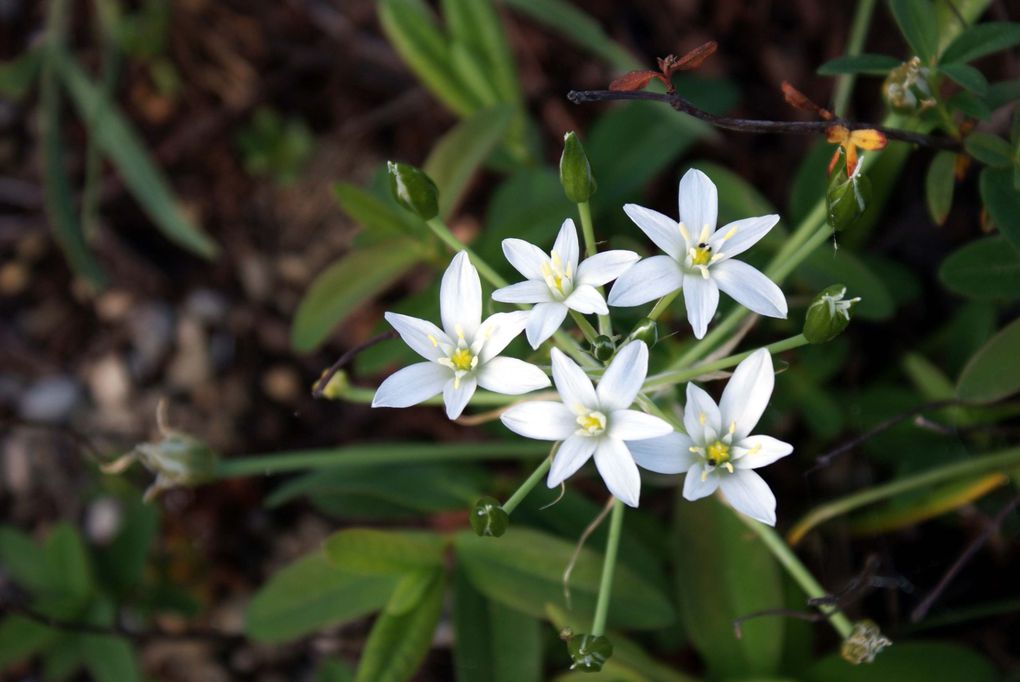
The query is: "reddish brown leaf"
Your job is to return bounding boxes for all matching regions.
[609,70,666,92]
[781,81,832,120]
[666,41,718,73]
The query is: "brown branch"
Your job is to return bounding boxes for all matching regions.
[311,330,397,399]
[566,90,963,152]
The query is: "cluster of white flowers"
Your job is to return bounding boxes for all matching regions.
[372,169,793,525]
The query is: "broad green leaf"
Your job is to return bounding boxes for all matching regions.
[246,552,396,642]
[672,496,784,678]
[939,62,988,95]
[43,635,85,681]
[980,168,1020,247]
[323,529,446,575]
[387,569,439,615]
[965,133,1011,167]
[817,53,901,75]
[939,236,1020,300]
[986,78,1020,109]
[957,317,1020,403]
[424,106,515,218]
[334,183,424,242]
[0,616,58,668]
[316,659,356,682]
[54,53,219,259]
[290,238,426,352]
[454,528,675,630]
[940,21,1020,64]
[925,151,955,224]
[797,248,896,320]
[441,0,520,105]
[41,523,93,616]
[0,49,41,99]
[79,599,142,682]
[948,90,992,120]
[0,526,50,594]
[354,570,445,682]
[805,641,998,681]
[94,489,158,595]
[889,0,939,63]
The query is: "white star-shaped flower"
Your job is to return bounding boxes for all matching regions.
[608,168,788,338]
[627,348,792,525]
[499,340,673,507]
[492,218,639,348]
[372,252,550,420]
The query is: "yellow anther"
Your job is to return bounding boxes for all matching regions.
[705,440,731,466]
[723,226,737,241]
[427,334,439,348]
[699,224,711,243]
[576,410,607,436]
[722,462,734,473]
[679,222,691,243]
[689,245,712,266]
[728,421,736,435]
[455,324,465,340]
[700,469,709,482]
[748,443,762,456]
[698,412,706,425]
[450,348,474,371]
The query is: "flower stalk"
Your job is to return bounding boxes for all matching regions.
[592,497,625,636]
[502,450,555,515]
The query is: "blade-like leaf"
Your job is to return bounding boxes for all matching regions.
[441,0,520,105]
[957,317,1020,404]
[889,0,939,63]
[939,236,1020,300]
[940,21,1020,64]
[940,62,988,95]
[925,151,956,225]
[980,167,1020,248]
[323,529,446,575]
[817,53,901,75]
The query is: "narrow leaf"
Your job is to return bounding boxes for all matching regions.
[940,21,1020,64]
[925,151,956,224]
[940,62,988,95]
[441,0,521,105]
[889,0,939,62]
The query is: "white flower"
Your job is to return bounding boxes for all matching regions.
[492,219,639,348]
[627,348,792,525]
[607,168,788,339]
[372,252,550,420]
[500,340,673,507]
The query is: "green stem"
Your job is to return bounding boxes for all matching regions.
[570,310,600,345]
[735,512,855,640]
[591,497,624,636]
[787,446,1020,545]
[502,450,554,514]
[644,334,808,391]
[832,0,877,118]
[647,291,680,322]
[214,441,550,479]
[577,201,612,337]
[769,224,832,282]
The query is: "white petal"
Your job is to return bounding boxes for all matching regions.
[553,218,580,274]
[477,311,528,362]
[678,168,718,238]
[682,462,719,501]
[550,347,597,411]
[502,238,548,280]
[608,409,673,440]
[525,302,569,349]
[711,259,788,319]
[596,340,647,410]
[719,348,774,440]
[708,215,780,260]
[444,376,477,420]
[372,362,449,408]
[501,401,576,440]
[622,204,685,259]
[607,256,684,307]
[593,438,641,507]
[547,435,597,487]
[441,251,483,339]
[384,312,451,362]
[628,432,697,474]
[492,280,554,305]
[683,382,722,442]
[719,470,777,526]
[565,285,608,315]
[476,357,550,394]
[575,250,640,286]
[682,273,719,339]
[734,435,793,469]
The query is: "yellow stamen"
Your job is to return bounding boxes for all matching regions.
[575,410,607,436]
[455,324,465,341]
[427,334,439,347]
[679,222,690,243]
[722,226,737,241]
[698,412,706,425]
[450,348,474,371]
[705,440,731,466]
[699,225,710,244]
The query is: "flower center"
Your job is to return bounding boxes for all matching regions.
[689,243,713,266]
[449,348,474,371]
[541,251,574,299]
[576,410,607,436]
[705,440,730,466]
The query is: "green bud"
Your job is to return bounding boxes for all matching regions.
[560,132,597,203]
[470,496,509,537]
[804,284,860,343]
[627,318,658,346]
[841,620,891,665]
[590,335,615,363]
[826,149,871,231]
[881,57,934,114]
[387,160,439,220]
[319,370,349,400]
[566,633,613,672]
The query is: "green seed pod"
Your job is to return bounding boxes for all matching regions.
[566,633,613,672]
[387,160,439,220]
[882,57,934,114]
[804,284,860,343]
[560,132,597,203]
[591,335,615,363]
[826,149,871,231]
[470,496,509,537]
[627,318,659,346]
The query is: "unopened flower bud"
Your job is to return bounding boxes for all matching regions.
[882,57,934,114]
[627,318,658,346]
[387,161,439,220]
[590,335,615,363]
[804,284,860,343]
[841,619,891,665]
[470,496,509,537]
[318,370,349,400]
[826,150,871,231]
[560,132,597,203]
[566,633,613,672]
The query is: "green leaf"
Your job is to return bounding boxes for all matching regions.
[925,151,956,225]
[957,317,1020,404]
[805,641,998,682]
[323,529,446,575]
[54,53,219,259]
[939,236,1020,300]
[986,78,1020,110]
[940,21,1020,64]
[0,616,58,669]
[79,600,142,682]
[0,49,42,99]
[817,53,901,75]
[424,106,515,218]
[980,167,1020,247]
[41,523,93,617]
[672,496,784,678]
[334,183,424,242]
[354,570,445,682]
[386,569,440,615]
[939,62,988,95]
[94,490,158,595]
[441,0,520,105]
[947,90,992,120]
[889,0,939,62]
[798,248,896,320]
[0,526,51,594]
[454,528,674,630]
[246,552,397,643]
[290,238,426,352]
[316,659,356,682]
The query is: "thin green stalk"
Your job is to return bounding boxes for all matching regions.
[578,201,612,336]
[502,450,554,514]
[735,511,855,639]
[81,0,120,239]
[570,310,600,345]
[647,291,680,322]
[214,441,551,479]
[788,446,1020,545]
[591,498,624,636]
[769,224,832,282]
[635,393,681,430]
[644,334,808,391]
[832,0,877,118]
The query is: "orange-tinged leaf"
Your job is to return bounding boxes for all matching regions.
[781,81,830,119]
[849,128,887,150]
[609,70,665,92]
[666,41,718,72]
[826,124,850,144]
